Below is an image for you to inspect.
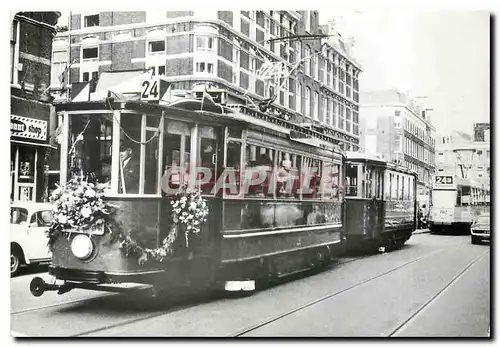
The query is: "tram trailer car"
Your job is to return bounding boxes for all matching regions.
[30,97,346,297]
[343,152,417,252]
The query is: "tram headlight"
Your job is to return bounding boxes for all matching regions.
[71,235,94,260]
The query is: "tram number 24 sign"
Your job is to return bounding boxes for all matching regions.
[435,175,453,185]
[141,78,160,101]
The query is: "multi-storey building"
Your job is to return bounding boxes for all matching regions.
[10,11,60,202]
[50,10,361,150]
[436,127,490,191]
[358,89,436,195]
[473,122,490,142]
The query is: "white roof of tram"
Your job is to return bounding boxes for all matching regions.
[344,151,385,163]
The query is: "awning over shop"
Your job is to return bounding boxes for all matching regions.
[92,70,149,101]
[11,139,57,149]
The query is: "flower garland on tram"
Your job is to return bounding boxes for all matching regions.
[47,174,209,265]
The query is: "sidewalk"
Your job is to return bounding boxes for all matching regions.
[413,228,430,235]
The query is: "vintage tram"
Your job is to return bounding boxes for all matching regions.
[343,152,418,252]
[428,173,490,234]
[30,90,346,296]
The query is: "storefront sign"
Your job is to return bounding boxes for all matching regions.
[10,115,47,141]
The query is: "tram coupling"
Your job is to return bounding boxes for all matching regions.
[29,277,75,297]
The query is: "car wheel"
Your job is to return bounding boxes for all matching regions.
[11,249,23,277]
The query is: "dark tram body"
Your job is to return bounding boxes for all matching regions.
[32,95,345,296]
[343,152,417,252]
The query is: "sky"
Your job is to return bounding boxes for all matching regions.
[320,9,490,136]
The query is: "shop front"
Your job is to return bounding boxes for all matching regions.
[10,114,55,202]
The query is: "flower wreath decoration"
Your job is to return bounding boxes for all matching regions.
[47,174,115,247]
[48,175,209,265]
[118,188,209,265]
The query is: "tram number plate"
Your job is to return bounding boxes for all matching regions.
[141,78,160,101]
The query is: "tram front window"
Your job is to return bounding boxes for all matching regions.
[68,114,113,184]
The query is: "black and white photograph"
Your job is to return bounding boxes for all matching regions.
[6,2,492,339]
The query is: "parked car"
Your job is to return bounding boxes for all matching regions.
[471,212,490,245]
[10,202,54,276]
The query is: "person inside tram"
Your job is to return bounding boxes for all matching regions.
[253,153,273,196]
[200,143,216,193]
[119,143,140,194]
[277,153,292,197]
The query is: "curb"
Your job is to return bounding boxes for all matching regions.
[413,229,430,235]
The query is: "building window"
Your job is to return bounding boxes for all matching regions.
[82,71,98,82]
[305,87,311,118]
[345,107,351,133]
[84,14,99,28]
[313,91,319,121]
[338,104,344,130]
[196,62,214,74]
[394,110,401,128]
[304,46,311,76]
[148,40,166,53]
[148,65,166,76]
[82,47,98,60]
[332,100,337,127]
[296,82,302,114]
[325,97,331,125]
[10,20,19,84]
[196,36,214,51]
[51,49,68,86]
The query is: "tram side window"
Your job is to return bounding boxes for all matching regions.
[225,140,242,196]
[384,171,391,200]
[400,174,405,200]
[320,162,340,200]
[460,186,471,206]
[377,169,384,199]
[391,173,398,200]
[68,114,113,184]
[363,166,374,199]
[245,145,274,198]
[144,116,161,194]
[275,151,299,199]
[118,114,142,194]
[163,121,191,195]
[346,164,358,197]
[456,186,463,206]
[302,157,322,199]
[408,176,412,201]
[197,126,219,195]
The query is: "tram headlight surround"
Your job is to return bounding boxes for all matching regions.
[70,235,94,260]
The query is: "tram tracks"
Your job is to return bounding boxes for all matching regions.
[230,246,490,337]
[11,242,481,337]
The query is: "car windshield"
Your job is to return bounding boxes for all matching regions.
[11,207,28,224]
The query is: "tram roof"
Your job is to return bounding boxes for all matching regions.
[344,151,417,176]
[344,151,386,164]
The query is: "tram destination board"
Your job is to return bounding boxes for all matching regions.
[434,175,453,185]
[435,175,453,184]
